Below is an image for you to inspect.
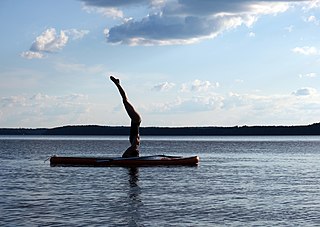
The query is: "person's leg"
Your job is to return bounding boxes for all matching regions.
[110,76,127,100]
[110,76,141,157]
[110,76,141,123]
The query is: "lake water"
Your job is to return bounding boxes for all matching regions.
[1,135,320,226]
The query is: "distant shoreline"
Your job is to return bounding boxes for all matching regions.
[1,123,320,135]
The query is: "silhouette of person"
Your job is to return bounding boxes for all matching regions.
[110,75,141,158]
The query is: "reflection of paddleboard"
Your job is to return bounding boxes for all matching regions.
[50,155,199,167]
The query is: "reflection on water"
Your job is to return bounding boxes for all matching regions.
[127,168,143,226]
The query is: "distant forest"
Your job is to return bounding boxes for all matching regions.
[1,123,320,135]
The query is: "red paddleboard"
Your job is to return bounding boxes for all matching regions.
[50,155,199,167]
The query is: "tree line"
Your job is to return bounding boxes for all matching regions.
[1,123,320,135]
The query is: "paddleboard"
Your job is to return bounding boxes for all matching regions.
[50,155,199,167]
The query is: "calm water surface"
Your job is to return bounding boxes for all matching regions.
[1,136,320,226]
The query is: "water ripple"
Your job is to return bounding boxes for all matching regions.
[1,137,320,226]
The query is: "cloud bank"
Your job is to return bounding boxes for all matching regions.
[141,85,320,126]
[2,86,319,127]
[21,28,89,59]
[0,93,90,127]
[81,0,315,45]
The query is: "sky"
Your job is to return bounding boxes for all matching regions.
[1,0,320,128]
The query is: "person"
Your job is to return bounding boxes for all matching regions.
[110,75,141,158]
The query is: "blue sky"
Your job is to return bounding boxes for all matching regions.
[1,0,320,128]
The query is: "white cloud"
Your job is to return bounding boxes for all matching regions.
[81,0,150,8]
[20,51,44,59]
[303,15,320,25]
[80,0,310,46]
[302,0,320,10]
[307,15,317,22]
[181,79,219,93]
[191,80,216,92]
[292,87,318,96]
[248,31,256,37]
[152,82,175,91]
[292,46,319,55]
[299,72,317,78]
[33,28,68,52]
[64,29,90,40]
[83,5,124,19]
[145,95,224,113]
[21,28,89,59]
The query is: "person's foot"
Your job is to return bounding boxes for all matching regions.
[110,75,120,84]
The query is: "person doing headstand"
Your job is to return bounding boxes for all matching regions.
[110,75,141,158]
